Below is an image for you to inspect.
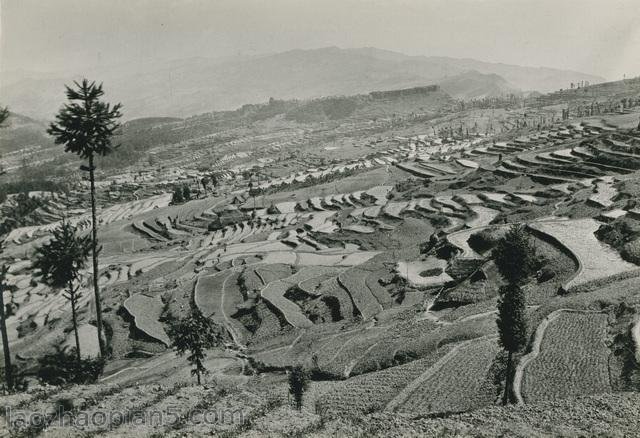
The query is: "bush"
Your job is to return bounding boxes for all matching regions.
[436,242,459,260]
[37,348,104,386]
[171,187,184,205]
[621,240,640,264]
[1,365,29,393]
[468,229,499,254]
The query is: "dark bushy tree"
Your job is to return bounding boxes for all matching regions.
[496,284,528,404]
[48,79,122,357]
[171,186,184,205]
[33,222,92,362]
[492,225,538,285]
[288,365,309,410]
[492,225,535,404]
[182,184,192,201]
[168,309,221,385]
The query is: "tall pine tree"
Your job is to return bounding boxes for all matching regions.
[47,80,122,357]
[492,225,536,404]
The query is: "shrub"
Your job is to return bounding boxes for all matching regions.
[171,187,184,205]
[37,347,104,386]
[1,365,29,392]
[436,242,459,260]
[468,229,499,254]
[182,184,192,201]
[621,240,640,265]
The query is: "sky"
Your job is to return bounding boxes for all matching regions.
[1,0,639,80]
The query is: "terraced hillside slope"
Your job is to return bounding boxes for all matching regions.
[2,78,640,436]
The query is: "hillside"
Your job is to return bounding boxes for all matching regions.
[0,112,53,155]
[1,70,640,436]
[439,70,520,100]
[1,84,456,173]
[0,47,603,120]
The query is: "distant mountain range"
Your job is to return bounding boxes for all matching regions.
[0,47,604,120]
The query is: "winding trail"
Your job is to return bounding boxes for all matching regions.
[512,308,607,404]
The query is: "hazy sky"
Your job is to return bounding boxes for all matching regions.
[1,0,639,80]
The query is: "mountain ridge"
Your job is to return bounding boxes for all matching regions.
[0,47,603,120]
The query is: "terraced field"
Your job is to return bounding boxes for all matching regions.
[4,72,640,437]
[522,311,612,402]
[123,293,171,346]
[389,337,500,415]
[317,344,454,416]
[194,269,250,346]
[529,218,640,291]
[260,266,346,328]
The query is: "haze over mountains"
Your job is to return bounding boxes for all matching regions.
[1,47,604,121]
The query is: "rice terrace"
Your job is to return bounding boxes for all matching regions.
[1,1,640,436]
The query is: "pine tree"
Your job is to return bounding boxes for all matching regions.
[492,224,535,404]
[288,365,309,410]
[47,80,122,357]
[33,221,92,362]
[168,309,221,385]
[496,284,528,404]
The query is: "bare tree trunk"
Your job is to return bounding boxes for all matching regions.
[502,351,513,405]
[69,282,81,363]
[0,268,13,391]
[88,154,106,357]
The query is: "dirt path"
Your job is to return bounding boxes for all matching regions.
[512,308,607,404]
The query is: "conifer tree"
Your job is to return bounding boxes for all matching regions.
[492,225,536,404]
[48,80,122,357]
[33,221,92,362]
[168,309,221,385]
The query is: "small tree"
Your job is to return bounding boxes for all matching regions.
[171,186,184,205]
[492,224,535,404]
[33,221,92,363]
[201,176,210,193]
[168,309,221,385]
[182,184,192,201]
[0,106,9,127]
[288,365,309,410]
[48,79,122,357]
